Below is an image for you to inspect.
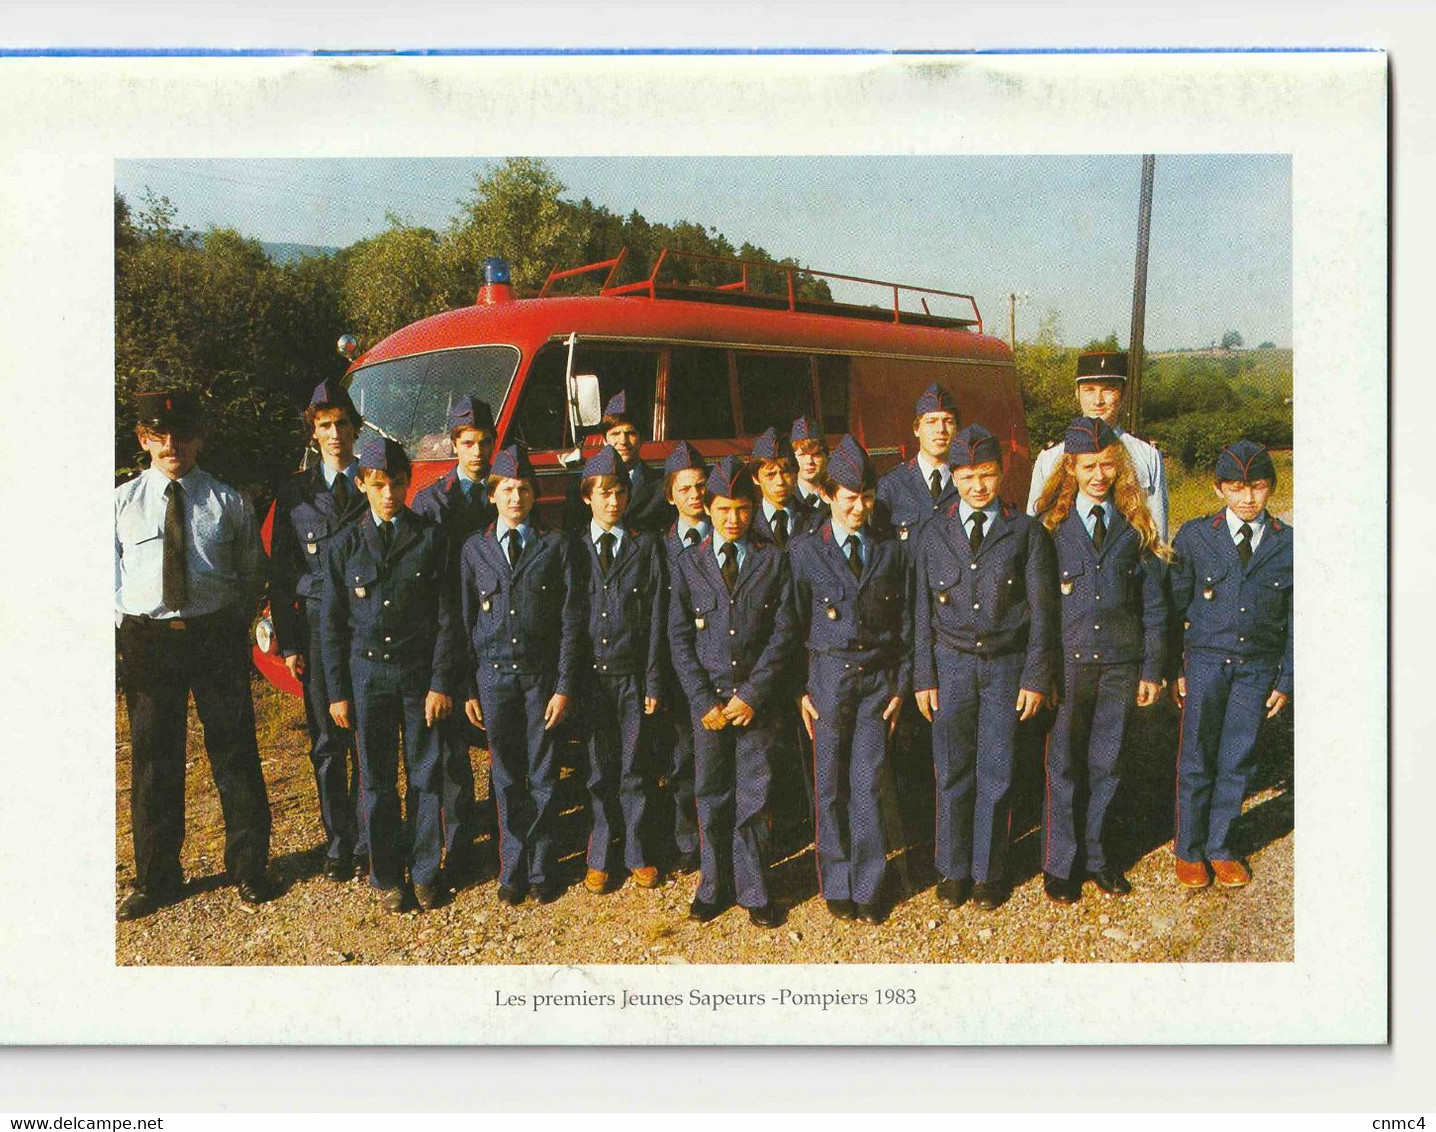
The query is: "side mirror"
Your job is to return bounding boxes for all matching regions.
[573,373,602,428]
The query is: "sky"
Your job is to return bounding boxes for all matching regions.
[114,154,1291,352]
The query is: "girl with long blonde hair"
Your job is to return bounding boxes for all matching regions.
[1034,434,1173,562]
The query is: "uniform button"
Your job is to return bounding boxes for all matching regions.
[845,663,851,670]
[1239,607,1247,613]
[512,664,519,669]
[384,636,391,642]
[511,638,518,644]
[1092,653,1099,660]
[1095,595,1102,601]
[1094,624,1101,631]
[601,612,608,618]
[493,663,499,670]
[1238,635,1246,642]
[383,600,391,606]
[509,609,516,616]
[972,603,980,610]
[970,563,977,570]
[1074,652,1081,659]
[729,629,736,636]
[732,660,738,667]
[975,641,983,648]
[602,638,608,644]
[602,664,608,671]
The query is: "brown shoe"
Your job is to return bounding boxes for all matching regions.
[1211,859,1252,888]
[584,869,609,895]
[630,866,660,889]
[1174,857,1212,889]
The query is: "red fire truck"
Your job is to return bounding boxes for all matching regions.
[254,248,1030,693]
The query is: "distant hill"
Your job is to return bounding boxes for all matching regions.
[262,241,340,265]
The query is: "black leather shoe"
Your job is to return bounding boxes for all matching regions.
[413,882,442,911]
[971,881,1005,910]
[116,883,181,922]
[237,876,275,905]
[497,884,526,907]
[380,887,406,914]
[855,902,886,925]
[935,877,971,908]
[324,855,353,883]
[826,898,857,921]
[1090,868,1132,897]
[353,854,371,881]
[687,895,732,923]
[443,846,478,891]
[747,903,783,929]
[672,849,700,876]
[1044,872,1082,904]
[532,880,564,905]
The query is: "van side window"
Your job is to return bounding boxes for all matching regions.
[734,351,814,436]
[516,342,659,449]
[667,346,736,440]
[816,354,851,434]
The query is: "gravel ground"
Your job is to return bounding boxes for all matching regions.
[115,679,1293,967]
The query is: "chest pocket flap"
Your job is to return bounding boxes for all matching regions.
[119,513,163,547]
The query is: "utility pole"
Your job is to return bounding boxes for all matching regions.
[1007,291,1029,351]
[1126,155,1155,433]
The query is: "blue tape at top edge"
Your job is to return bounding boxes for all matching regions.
[0,46,1381,58]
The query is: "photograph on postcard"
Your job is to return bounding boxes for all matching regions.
[112,150,1294,967]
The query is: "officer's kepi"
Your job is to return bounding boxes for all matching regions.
[1213,439,1277,485]
[135,389,203,434]
[1075,351,1128,384]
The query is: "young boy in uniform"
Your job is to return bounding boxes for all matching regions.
[1169,440,1292,888]
[321,435,459,913]
[564,390,674,534]
[749,426,815,549]
[269,379,370,882]
[790,415,830,518]
[913,424,1058,910]
[659,440,711,874]
[668,455,798,928]
[461,444,583,905]
[790,436,912,924]
[875,382,961,555]
[574,445,668,894]
[1033,417,1170,903]
[411,395,497,886]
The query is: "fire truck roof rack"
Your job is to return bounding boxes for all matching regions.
[538,246,983,334]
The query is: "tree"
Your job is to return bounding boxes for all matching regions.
[1082,332,1121,352]
[1258,340,1276,350]
[341,218,453,344]
[1221,329,1244,350]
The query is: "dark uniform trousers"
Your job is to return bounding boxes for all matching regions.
[270,466,370,862]
[118,608,271,890]
[669,538,797,909]
[1171,512,1293,863]
[577,530,666,874]
[791,523,912,906]
[914,503,1057,886]
[321,512,459,892]
[412,471,498,859]
[461,525,582,891]
[1043,509,1167,879]
[659,526,704,859]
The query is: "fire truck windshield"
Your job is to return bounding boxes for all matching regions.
[344,344,520,459]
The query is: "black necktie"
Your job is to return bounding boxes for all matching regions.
[930,469,943,503]
[598,531,615,576]
[772,509,789,549]
[332,471,351,510]
[379,520,394,556]
[505,528,523,570]
[684,527,701,547]
[1237,522,1253,567]
[846,535,864,581]
[1090,505,1107,553]
[162,481,187,611]
[719,542,739,593]
[969,510,986,555]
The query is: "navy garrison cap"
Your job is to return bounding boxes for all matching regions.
[447,394,496,434]
[308,378,358,418]
[915,382,959,417]
[1064,416,1119,456]
[356,433,411,476]
[582,444,623,479]
[490,444,536,483]
[826,435,875,493]
[790,416,824,445]
[1076,351,1128,383]
[1214,439,1277,485]
[750,427,792,462]
[949,424,1003,469]
[707,455,753,501]
[135,389,202,433]
[603,390,630,420]
[664,440,706,476]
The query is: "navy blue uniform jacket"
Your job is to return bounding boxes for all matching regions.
[1170,511,1294,697]
[574,527,668,701]
[667,537,798,714]
[460,523,584,699]
[790,521,914,701]
[874,457,962,553]
[270,464,370,654]
[1051,508,1167,684]
[411,469,497,580]
[912,502,1059,695]
[319,510,462,701]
